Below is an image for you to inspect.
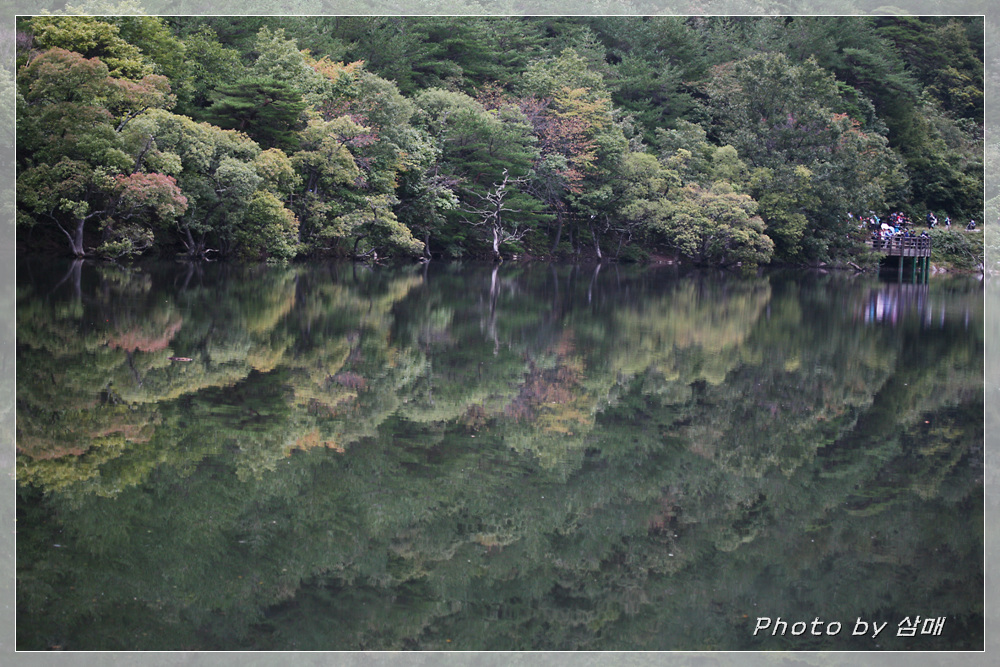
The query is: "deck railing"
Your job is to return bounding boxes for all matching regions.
[866,236,931,257]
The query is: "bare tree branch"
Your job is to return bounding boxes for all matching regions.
[460,169,532,261]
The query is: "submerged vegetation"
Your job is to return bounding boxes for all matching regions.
[14,14,986,266]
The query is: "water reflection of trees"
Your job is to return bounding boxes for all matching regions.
[15,261,983,650]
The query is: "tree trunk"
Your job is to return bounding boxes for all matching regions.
[67,218,86,257]
[492,225,502,263]
[180,223,209,258]
[183,224,197,255]
[131,134,154,174]
[614,233,625,260]
[550,210,564,253]
[589,219,602,260]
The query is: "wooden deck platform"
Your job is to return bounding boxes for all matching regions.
[866,236,931,257]
[866,236,932,283]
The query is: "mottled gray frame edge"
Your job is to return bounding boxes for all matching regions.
[0,2,992,665]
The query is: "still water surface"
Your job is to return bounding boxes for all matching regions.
[16,260,983,650]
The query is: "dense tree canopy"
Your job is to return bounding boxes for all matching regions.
[15,15,985,265]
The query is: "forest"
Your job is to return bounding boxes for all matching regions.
[14,14,986,266]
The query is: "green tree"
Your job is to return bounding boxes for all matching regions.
[608,151,678,259]
[704,52,907,262]
[874,16,983,120]
[250,26,334,110]
[772,15,984,223]
[26,14,152,79]
[203,75,307,152]
[233,190,299,261]
[172,24,245,117]
[337,193,424,260]
[120,108,296,258]
[289,115,365,253]
[108,15,190,92]
[650,182,774,267]
[414,88,545,258]
[747,165,819,261]
[588,16,709,141]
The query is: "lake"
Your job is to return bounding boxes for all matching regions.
[15,259,983,650]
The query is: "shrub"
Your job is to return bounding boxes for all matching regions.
[928,228,984,271]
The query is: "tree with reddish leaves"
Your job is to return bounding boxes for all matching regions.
[100,172,188,257]
[17,47,185,257]
[499,92,596,252]
[487,50,630,256]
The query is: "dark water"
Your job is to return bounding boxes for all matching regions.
[15,259,983,651]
